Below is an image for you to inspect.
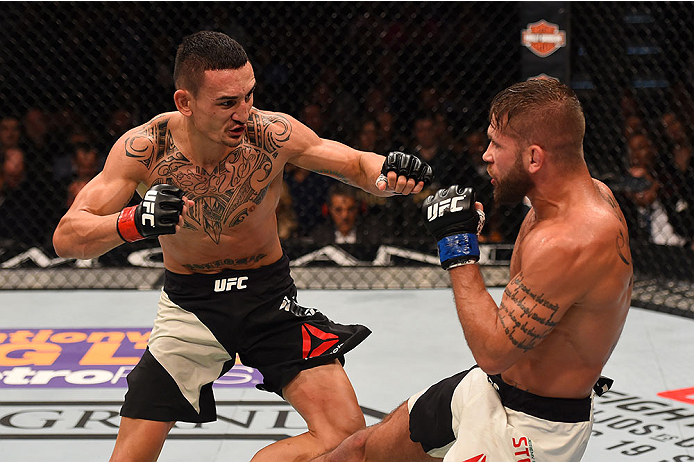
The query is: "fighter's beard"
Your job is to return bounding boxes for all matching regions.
[493,154,533,206]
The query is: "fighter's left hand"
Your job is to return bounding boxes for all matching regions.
[376,151,433,195]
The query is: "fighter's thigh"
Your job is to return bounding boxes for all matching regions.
[110,417,174,462]
[282,360,365,436]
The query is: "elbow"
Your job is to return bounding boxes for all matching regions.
[52,227,70,258]
[472,351,512,376]
[52,221,81,259]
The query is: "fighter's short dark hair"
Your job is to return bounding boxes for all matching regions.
[173,31,249,95]
[489,78,586,166]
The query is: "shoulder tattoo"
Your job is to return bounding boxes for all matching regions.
[597,187,632,266]
[245,110,292,158]
[124,118,170,169]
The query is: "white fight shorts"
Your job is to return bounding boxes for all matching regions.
[408,366,597,462]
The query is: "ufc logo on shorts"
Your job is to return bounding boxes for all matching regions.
[427,196,467,221]
[141,190,158,227]
[214,276,249,292]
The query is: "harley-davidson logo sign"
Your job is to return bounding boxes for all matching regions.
[521,20,566,57]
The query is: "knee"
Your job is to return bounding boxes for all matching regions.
[323,429,370,462]
[321,411,366,450]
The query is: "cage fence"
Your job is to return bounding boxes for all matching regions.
[0,2,692,317]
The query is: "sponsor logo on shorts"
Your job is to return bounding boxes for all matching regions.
[512,436,535,462]
[279,296,318,317]
[521,20,566,58]
[301,324,341,359]
[214,276,249,292]
[462,454,486,462]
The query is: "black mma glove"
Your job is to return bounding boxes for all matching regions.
[117,184,185,243]
[379,151,433,187]
[422,185,485,270]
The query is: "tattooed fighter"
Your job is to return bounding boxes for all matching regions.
[53,31,431,462]
[313,79,632,462]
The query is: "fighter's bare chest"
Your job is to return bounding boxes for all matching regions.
[149,141,281,244]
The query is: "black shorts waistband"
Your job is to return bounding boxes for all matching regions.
[164,253,291,295]
[488,374,592,423]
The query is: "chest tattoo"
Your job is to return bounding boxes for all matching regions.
[126,112,293,244]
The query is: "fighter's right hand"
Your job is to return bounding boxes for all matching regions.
[117,184,185,243]
[422,185,485,270]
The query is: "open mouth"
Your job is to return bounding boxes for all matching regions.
[227,126,246,136]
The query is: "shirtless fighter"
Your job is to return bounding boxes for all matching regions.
[312,78,633,461]
[52,31,431,462]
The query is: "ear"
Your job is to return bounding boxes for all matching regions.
[174,89,192,116]
[526,144,544,174]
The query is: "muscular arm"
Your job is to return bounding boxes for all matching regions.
[449,231,592,374]
[277,112,423,196]
[53,130,150,259]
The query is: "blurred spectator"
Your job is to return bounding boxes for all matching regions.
[54,142,103,185]
[2,147,25,189]
[353,119,379,153]
[308,67,360,141]
[622,166,690,246]
[619,88,641,119]
[22,107,59,183]
[300,103,325,136]
[285,102,334,236]
[276,182,298,241]
[375,109,405,152]
[66,178,89,208]
[618,132,694,246]
[0,115,22,150]
[310,182,379,246]
[410,114,463,188]
[0,147,62,247]
[623,114,645,141]
[661,111,694,174]
[23,108,50,153]
[627,133,656,170]
[107,107,136,143]
[284,164,331,238]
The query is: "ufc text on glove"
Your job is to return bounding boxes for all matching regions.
[117,184,185,243]
[422,186,484,270]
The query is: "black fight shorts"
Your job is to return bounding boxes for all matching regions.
[121,254,371,423]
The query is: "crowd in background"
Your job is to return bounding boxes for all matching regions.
[1,2,694,257]
[611,89,694,249]
[2,80,694,255]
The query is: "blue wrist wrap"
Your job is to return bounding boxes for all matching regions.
[437,234,480,265]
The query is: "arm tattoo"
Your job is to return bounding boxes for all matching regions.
[498,272,558,352]
[315,169,349,183]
